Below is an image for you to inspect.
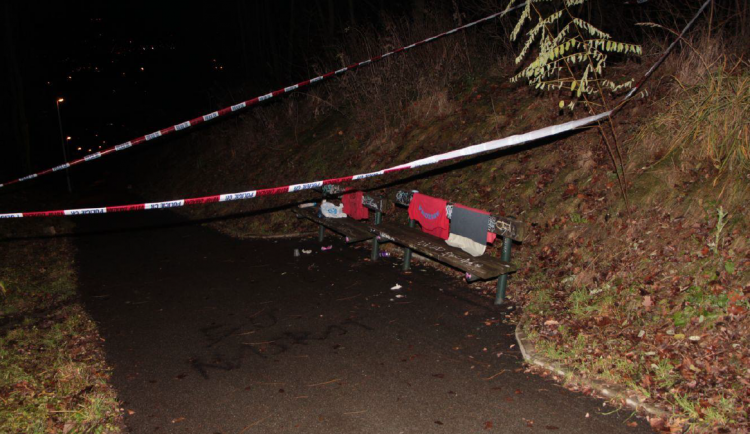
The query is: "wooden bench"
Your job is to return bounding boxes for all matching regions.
[292,186,388,260]
[373,190,524,305]
[294,186,524,305]
[294,206,374,243]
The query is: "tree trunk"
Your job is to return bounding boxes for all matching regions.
[413,0,426,29]
[237,0,251,79]
[2,2,31,173]
[327,0,336,37]
[267,2,280,80]
[348,0,356,27]
[288,0,296,81]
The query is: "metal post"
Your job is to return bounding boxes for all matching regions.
[55,100,72,193]
[495,236,513,305]
[370,211,382,260]
[318,225,325,242]
[402,219,415,271]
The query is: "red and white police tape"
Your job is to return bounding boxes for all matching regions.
[0,111,611,218]
[0,3,526,190]
[0,0,711,219]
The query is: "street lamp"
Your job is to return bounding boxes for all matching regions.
[55,98,72,193]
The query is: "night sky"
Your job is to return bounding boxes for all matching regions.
[0,0,420,179]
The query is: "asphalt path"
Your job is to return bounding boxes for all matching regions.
[75,210,652,433]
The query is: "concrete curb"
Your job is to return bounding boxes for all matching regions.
[514,322,671,420]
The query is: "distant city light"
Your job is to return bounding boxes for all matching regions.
[140,67,144,71]
[66,136,72,141]
[77,147,82,151]
[57,98,64,103]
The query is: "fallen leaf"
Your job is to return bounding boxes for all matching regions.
[649,417,665,430]
[483,420,493,430]
[642,296,653,310]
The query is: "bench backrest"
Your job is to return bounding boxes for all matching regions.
[394,190,524,241]
[319,185,388,214]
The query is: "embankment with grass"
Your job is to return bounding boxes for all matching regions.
[130,12,749,432]
[0,213,123,433]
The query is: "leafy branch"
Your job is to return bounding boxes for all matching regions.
[508,0,641,110]
[507,0,643,209]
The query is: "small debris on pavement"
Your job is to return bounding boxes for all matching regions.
[321,245,333,251]
[391,284,402,291]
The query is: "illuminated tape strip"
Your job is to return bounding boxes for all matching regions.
[0,3,525,189]
[0,109,610,219]
[0,0,711,218]
[64,208,107,216]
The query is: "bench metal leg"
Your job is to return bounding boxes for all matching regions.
[318,225,325,242]
[402,219,415,271]
[370,211,383,261]
[495,236,513,305]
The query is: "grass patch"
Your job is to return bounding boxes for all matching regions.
[0,237,122,433]
[635,65,750,175]
[526,287,554,315]
[672,285,729,329]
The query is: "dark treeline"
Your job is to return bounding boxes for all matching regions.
[0,0,450,180]
[0,0,743,182]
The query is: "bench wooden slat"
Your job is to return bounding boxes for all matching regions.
[369,221,516,280]
[294,207,374,243]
